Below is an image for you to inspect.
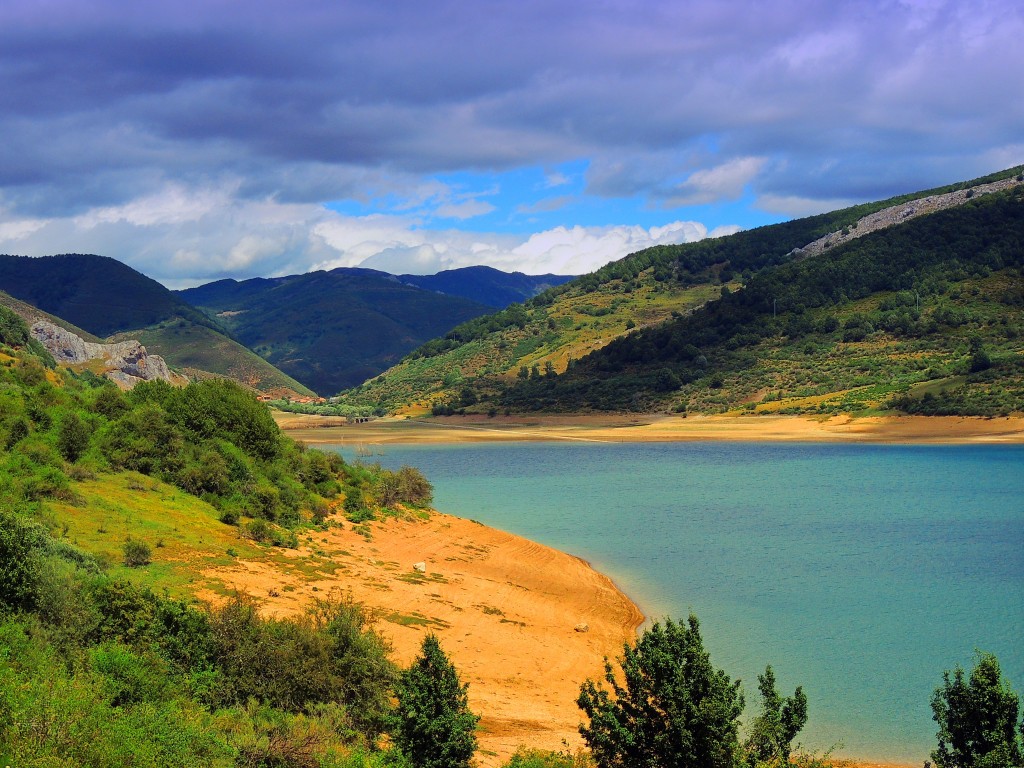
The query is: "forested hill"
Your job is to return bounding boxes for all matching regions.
[333,166,1023,414]
[398,266,574,308]
[0,253,216,337]
[177,268,495,395]
[501,183,1024,416]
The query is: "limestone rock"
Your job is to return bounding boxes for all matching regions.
[30,319,179,389]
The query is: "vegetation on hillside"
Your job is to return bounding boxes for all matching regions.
[110,319,316,397]
[1,303,1021,766]
[336,167,1024,416]
[495,185,1023,415]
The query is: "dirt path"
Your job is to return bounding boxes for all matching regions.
[198,511,643,766]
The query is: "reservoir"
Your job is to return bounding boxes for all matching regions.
[327,441,1024,764]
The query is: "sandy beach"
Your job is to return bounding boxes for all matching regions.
[198,511,644,766]
[276,410,1024,446]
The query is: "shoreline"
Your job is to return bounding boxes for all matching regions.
[267,410,957,767]
[275,411,1024,446]
[197,510,644,766]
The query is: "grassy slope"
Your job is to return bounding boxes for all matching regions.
[338,166,1024,416]
[45,471,356,602]
[110,319,315,397]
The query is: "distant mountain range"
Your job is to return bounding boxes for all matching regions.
[0,254,574,396]
[397,266,573,308]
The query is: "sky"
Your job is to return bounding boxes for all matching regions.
[0,0,1021,288]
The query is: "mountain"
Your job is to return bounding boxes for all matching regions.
[177,268,496,395]
[0,253,212,337]
[0,254,313,396]
[335,166,1024,416]
[398,266,574,308]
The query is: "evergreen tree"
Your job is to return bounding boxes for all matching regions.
[577,614,744,768]
[931,652,1023,768]
[394,634,478,768]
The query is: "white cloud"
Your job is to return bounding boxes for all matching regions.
[0,179,732,284]
[432,198,496,220]
[664,157,767,207]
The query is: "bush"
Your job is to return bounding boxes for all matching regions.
[0,506,43,611]
[123,537,152,567]
[931,652,1023,768]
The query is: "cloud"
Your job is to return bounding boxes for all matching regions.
[662,157,767,207]
[0,178,720,284]
[0,0,1020,280]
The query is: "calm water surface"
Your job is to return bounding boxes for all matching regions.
[326,441,1024,763]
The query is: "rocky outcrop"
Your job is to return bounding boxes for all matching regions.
[30,319,180,389]
[792,175,1024,260]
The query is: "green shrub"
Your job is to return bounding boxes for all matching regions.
[0,506,43,611]
[122,537,152,568]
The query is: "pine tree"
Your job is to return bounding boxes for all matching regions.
[394,634,478,768]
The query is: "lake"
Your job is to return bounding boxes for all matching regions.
[325,441,1024,763]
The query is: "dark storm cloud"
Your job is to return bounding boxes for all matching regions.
[1,0,1021,280]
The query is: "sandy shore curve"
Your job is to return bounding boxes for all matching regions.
[198,511,644,766]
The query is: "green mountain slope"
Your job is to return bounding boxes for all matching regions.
[500,184,1024,416]
[336,167,1023,415]
[177,268,494,395]
[0,253,215,337]
[0,254,312,395]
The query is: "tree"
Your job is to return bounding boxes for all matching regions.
[394,634,478,768]
[744,665,808,766]
[931,652,1023,768]
[577,614,744,768]
[57,411,90,462]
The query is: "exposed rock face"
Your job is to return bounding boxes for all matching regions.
[30,319,179,389]
[792,176,1023,260]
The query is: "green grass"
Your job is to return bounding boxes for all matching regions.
[112,319,315,396]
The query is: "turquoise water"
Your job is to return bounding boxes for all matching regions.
[326,441,1024,763]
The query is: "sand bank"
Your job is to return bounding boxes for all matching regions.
[276,411,1024,446]
[197,511,643,766]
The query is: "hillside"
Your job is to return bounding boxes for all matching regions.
[0,308,436,766]
[335,166,1024,415]
[0,305,645,768]
[499,182,1024,416]
[177,267,495,394]
[0,253,217,337]
[0,254,313,396]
